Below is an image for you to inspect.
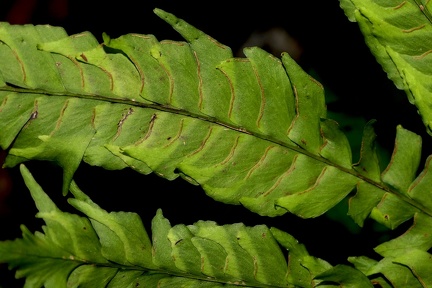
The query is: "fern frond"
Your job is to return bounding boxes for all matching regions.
[0,9,431,228]
[339,0,432,136]
[0,164,342,287]
[5,164,432,287]
[3,6,432,288]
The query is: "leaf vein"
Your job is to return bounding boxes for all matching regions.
[262,154,298,197]
[51,99,69,136]
[218,64,235,119]
[187,126,213,157]
[402,24,426,33]
[219,136,240,166]
[71,57,86,89]
[164,118,184,147]
[113,108,134,141]
[11,46,26,83]
[135,113,157,145]
[245,146,275,180]
[194,50,204,110]
[127,54,145,96]
[414,49,432,59]
[251,62,266,129]
[158,60,174,104]
[286,85,299,136]
[392,1,407,10]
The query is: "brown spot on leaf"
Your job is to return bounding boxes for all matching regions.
[80,53,88,62]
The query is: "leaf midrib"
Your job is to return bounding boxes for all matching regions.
[6,85,431,219]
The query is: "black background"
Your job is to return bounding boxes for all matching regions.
[1,1,431,287]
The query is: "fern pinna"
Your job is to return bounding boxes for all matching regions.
[0,6,431,288]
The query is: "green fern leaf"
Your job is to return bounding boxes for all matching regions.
[0,9,431,229]
[393,249,432,285]
[349,256,425,287]
[374,214,432,257]
[339,0,432,136]
[347,212,432,287]
[0,164,341,287]
[3,6,432,288]
[0,225,80,288]
[67,182,155,268]
[314,264,374,287]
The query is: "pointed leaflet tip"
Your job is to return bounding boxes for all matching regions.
[339,0,357,22]
[153,8,202,42]
[153,8,175,24]
[69,180,92,202]
[102,32,111,45]
[19,164,58,213]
